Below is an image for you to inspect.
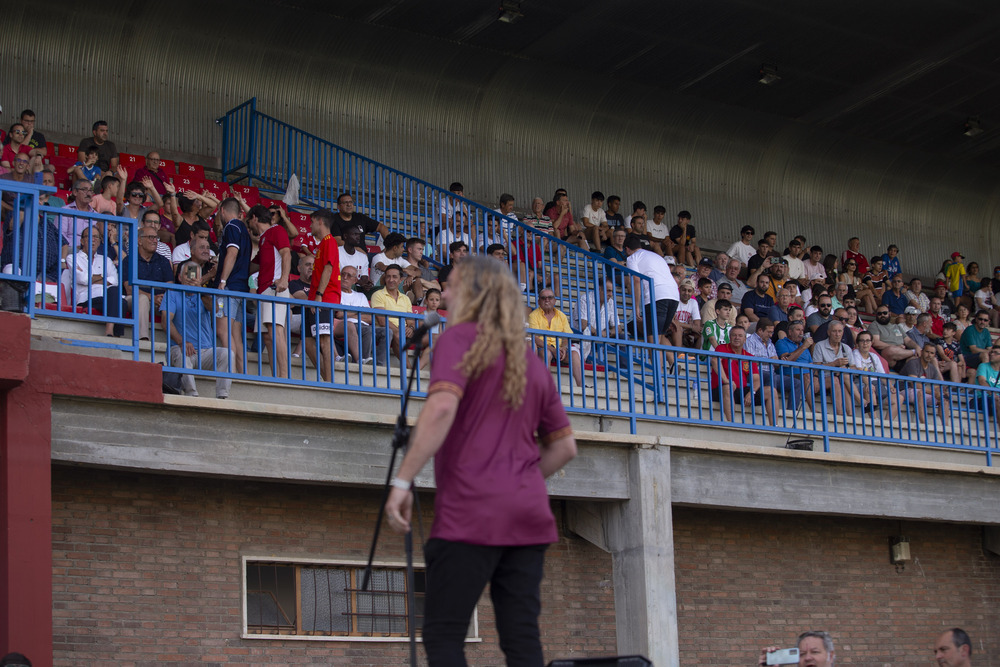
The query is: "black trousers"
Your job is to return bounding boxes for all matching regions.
[422,538,548,667]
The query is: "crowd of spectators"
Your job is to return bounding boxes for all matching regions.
[1,109,999,422]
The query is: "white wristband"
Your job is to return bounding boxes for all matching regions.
[390,477,412,491]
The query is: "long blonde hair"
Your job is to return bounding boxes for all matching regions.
[448,256,527,409]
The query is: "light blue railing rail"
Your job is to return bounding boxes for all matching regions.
[4,169,998,466]
[215,98,658,348]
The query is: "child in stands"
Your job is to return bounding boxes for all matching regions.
[939,321,968,381]
[69,146,101,186]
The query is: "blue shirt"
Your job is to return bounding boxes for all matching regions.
[0,217,67,280]
[960,325,992,357]
[882,253,900,279]
[741,290,774,319]
[775,336,812,376]
[218,218,252,293]
[603,245,626,264]
[161,290,216,350]
[881,289,908,315]
[767,304,789,322]
[134,251,174,293]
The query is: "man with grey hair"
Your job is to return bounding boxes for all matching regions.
[759,630,835,666]
[934,627,972,667]
[812,320,860,417]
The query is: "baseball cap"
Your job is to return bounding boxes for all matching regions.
[717,282,733,291]
[934,280,946,288]
[951,251,964,259]
[698,257,714,267]
[904,306,920,315]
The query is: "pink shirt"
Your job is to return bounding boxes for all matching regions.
[427,322,571,546]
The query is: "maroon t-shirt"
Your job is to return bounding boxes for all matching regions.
[427,322,572,546]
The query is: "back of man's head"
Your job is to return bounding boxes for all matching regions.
[219,197,242,221]
[624,234,643,251]
[949,628,972,656]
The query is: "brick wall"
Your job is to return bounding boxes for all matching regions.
[51,466,616,666]
[673,507,1000,665]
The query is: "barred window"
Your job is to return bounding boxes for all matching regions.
[242,559,478,641]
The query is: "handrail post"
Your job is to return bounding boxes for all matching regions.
[248,100,258,187]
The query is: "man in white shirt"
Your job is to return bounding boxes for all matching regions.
[574,276,623,362]
[338,224,374,292]
[783,238,806,281]
[493,193,517,238]
[671,279,702,348]
[580,191,609,252]
[337,265,382,364]
[370,232,416,287]
[625,235,680,351]
[647,205,671,257]
[726,225,756,268]
[974,281,1000,327]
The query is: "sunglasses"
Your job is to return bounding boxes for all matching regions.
[876,311,889,315]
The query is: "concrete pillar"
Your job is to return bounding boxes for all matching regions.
[568,444,679,667]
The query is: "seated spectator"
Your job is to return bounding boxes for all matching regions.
[702,299,733,350]
[694,257,717,299]
[881,275,909,320]
[939,322,968,381]
[783,238,805,281]
[523,197,554,235]
[12,109,47,158]
[763,257,797,300]
[960,310,993,371]
[696,277,715,310]
[417,287,444,369]
[491,192,517,237]
[574,277,623,362]
[741,274,774,324]
[830,281,850,311]
[723,259,749,303]
[68,147,101,187]
[370,265,414,354]
[710,326,773,423]
[839,257,876,313]
[372,232,416,287]
[901,305,919,333]
[745,317,806,411]
[907,313,960,382]
[901,343,951,426]
[932,279,956,318]
[867,306,918,367]
[802,245,827,282]
[627,216,652,250]
[78,120,119,172]
[992,265,1000,298]
[709,252,729,284]
[669,210,700,267]
[671,279,701,348]
[250,205,293,378]
[974,280,1000,328]
[850,331,900,419]
[0,152,43,185]
[735,313,751,330]
[603,227,627,266]
[132,151,171,195]
[844,306,864,336]
[624,200,646,228]
[187,236,219,287]
[336,265,376,364]
[0,187,68,280]
[438,182,470,241]
[486,243,506,261]
[436,241,468,289]
[580,191,609,252]
[334,191,390,245]
[768,286,793,323]
[1,123,33,168]
[746,238,772,276]
[975,343,1000,414]
[136,209,174,262]
[159,260,232,399]
[546,191,587,249]
[726,225,756,269]
[775,320,816,410]
[646,205,671,257]
[121,178,165,222]
[904,277,930,313]
[605,195,626,230]
[811,320,860,416]
[172,220,215,266]
[882,244,901,279]
[813,308,856,347]
[529,288,584,388]
[966,261,985,293]
[403,237,440,303]
[73,225,121,337]
[304,208,342,382]
[288,254,313,358]
[775,305,805,339]
[125,226,173,341]
[701,282,737,327]
[338,224,374,292]
[840,237,869,275]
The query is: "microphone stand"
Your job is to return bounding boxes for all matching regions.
[362,332,428,667]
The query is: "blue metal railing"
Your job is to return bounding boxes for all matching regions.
[215,98,660,356]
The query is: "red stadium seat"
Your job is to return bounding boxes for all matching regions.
[45,142,56,155]
[260,197,287,211]
[159,158,176,175]
[57,144,77,159]
[411,306,426,314]
[177,162,206,180]
[55,188,71,202]
[120,153,143,171]
[231,184,260,207]
[173,176,203,192]
[203,179,231,200]
[290,211,311,234]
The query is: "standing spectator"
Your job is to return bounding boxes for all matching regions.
[702,299,733,350]
[867,306,918,366]
[901,344,951,426]
[802,245,827,282]
[945,251,966,299]
[125,226,173,341]
[77,120,119,173]
[669,210,700,267]
[371,265,414,355]
[710,326,772,423]
[840,236,869,275]
[726,225,756,268]
[528,288,584,388]
[671,279,701,348]
[850,331,900,419]
[881,275,909,320]
[605,195,626,230]
[624,235,680,350]
[701,283,737,327]
[741,274,774,324]
[580,191,609,252]
[881,244,901,279]
[783,238,805,281]
[811,320,860,417]
[333,192,390,245]
[91,171,127,216]
[160,261,232,399]
[251,204,292,378]
[132,152,170,195]
[960,310,993,370]
[215,197,253,373]
[907,314,961,383]
[973,280,1000,327]
[304,209,341,382]
[58,179,97,248]
[932,629,973,667]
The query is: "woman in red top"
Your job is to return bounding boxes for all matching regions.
[385,256,577,666]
